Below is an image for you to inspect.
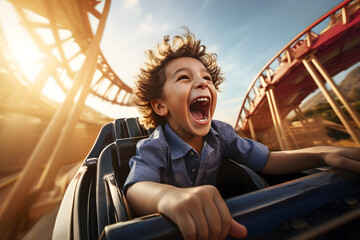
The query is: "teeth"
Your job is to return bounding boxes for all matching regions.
[192,97,209,104]
[198,116,208,122]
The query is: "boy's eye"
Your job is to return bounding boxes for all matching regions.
[203,76,212,81]
[178,75,190,81]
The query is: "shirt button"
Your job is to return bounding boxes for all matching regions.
[189,151,194,156]
[191,168,196,173]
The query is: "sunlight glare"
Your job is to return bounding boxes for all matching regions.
[1,3,46,84]
[41,77,66,102]
[5,23,44,83]
[86,95,139,119]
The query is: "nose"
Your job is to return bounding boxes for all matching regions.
[194,77,208,89]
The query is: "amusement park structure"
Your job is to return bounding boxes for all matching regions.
[0,0,359,239]
[0,0,133,238]
[235,0,360,150]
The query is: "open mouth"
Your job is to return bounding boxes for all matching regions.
[189,97,210,123]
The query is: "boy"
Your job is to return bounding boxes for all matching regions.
[124,28,360,240]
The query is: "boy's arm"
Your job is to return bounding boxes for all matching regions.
[126,181,247,240]
[262,146,360,175]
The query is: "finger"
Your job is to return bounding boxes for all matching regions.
[189,205,209,240]
[343,148,360,160]
[330,156,360,172]
[175,213,197,240]
[229,218,247,239]
[214,195,232,239]
[203,200,222,240]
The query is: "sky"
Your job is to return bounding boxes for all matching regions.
[0,0,345,125]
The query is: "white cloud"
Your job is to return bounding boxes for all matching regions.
[122,0,142,16]
[124,0,139,10]
[213,93,243,125]
[214,107,240,125]
[160,22,169,32]
[221,61,237,75]
[222,96,244,105]
[207,44,218,54]
[137,16,169,37]
[138,15,155,35]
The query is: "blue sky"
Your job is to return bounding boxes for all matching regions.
[0,0,345,124]
[99,0,343,124]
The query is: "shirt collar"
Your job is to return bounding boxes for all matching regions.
[163,123,219,160]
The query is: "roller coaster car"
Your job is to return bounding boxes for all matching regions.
[52,118,360,240]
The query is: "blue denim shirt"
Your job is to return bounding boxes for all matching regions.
[123,120,268,192]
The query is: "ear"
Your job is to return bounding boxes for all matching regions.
[151,99,168,116]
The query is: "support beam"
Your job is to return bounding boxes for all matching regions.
[342,5,349,24]
[266,90,286,150]
[269,88,289,150]
[0,0,112,237]
[311,56,360,128]
[44,0,72,77]
[38,0,112,192]
[302,58,360,145]
[38,54,99,192]
[306,31,312,48]
[248,117,257,141]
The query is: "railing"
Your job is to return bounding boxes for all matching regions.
[7,0,133,106]
[235,0,354,132]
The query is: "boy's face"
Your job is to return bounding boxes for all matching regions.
[152,57,217,141]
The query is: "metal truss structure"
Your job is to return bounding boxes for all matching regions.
[235,0,360,150]
[0,0,134,238]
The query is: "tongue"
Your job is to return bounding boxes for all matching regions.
[190,102,205,120]
[191,110,205,120]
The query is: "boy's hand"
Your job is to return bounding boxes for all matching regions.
[264,146,360,175]
[321,147,360,172]
[157,185,247,240]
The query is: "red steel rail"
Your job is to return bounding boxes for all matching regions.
[235,0,359,136]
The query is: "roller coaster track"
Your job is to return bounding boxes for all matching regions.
[0,0,135,238]
[235,0,360,150]
[1,0,360,238]
[4,0,133,106]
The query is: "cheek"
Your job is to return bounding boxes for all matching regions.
[212,88,218,103]
[164,86,188,110]
[173,85,190,102]
[210,89,217,115]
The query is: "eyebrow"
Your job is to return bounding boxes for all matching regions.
[171,68,187,78]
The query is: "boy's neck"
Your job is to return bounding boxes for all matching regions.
[185,136,204,155]
[166,122,205,154]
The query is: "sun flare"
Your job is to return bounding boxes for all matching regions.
[1,3,69,103]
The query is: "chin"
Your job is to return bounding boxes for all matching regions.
[193,124,211,136]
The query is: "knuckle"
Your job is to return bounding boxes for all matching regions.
[204,184,217,191]
[202,185,218,196]
[185,194,201,206]
[192,187,210,200]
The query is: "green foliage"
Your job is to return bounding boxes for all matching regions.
[290,65,360,141]
[292,91,360,141]
[304,101,340,124]
[303,89,360,122]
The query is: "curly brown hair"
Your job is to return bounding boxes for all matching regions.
[134,27,224,129]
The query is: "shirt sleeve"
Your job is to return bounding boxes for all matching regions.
[213,120,269,172]
[123,136,167,193]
